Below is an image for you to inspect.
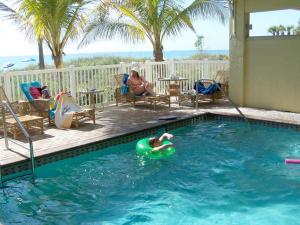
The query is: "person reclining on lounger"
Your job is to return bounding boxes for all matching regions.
[29,83,51,99]
[127,67,155,96]
[149,133,174,152]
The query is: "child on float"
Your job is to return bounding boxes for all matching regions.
[148,133,174,152]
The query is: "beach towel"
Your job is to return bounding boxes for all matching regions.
[55,93,82,129]
[121,74,129,94]
[20,81,41,101]
[194,81,221,95]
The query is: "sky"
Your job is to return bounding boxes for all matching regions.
[0,0,230,57]
[0,19,229,56]
[0,3,299,57]
[250,9,300,37]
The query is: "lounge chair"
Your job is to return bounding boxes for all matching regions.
[179,70,229,107]
[20,81,51,124]
[54,93,95,129]
[114,74,170,110]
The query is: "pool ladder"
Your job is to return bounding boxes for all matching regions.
[0,91,35,188]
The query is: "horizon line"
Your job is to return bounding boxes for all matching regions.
[0,49,229,58]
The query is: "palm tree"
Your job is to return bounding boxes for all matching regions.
[294,27,300,35]
[286,25,294,35]
[274,26,280,36]
[194,35,204,52]
[20,0,88,68]
[294,19,300,35]
[80,0,228,61]
[267,26,277,36]
[278,25,286,35]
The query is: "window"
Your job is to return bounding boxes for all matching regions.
[249,9,300,37]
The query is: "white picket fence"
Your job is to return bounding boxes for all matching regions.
[0,60,229,106]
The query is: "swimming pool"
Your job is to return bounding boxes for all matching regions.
[1,120,300,224]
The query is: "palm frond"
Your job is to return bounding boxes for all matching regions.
[184,0,228,23]
[79,13,146,47]
[0,2,15,14]
[82,0,228,61]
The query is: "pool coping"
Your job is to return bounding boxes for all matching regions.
[2,111,300,181]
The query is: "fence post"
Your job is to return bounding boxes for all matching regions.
[145,60,152,83]
[3,72,12,100]
[205,59,209,79]
[169,59,175,77]
[201,60,205,79]
[119,62,126,74]
[69,66,76,98]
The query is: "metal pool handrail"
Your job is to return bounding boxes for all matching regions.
[195,79,249,124]
[212,80,249,124]
[0,99,35,188]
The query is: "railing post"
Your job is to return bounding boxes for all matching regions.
[69,66,77,98]
[1,105,9,150]
[119,62,126,74]
[205,59,209,79]
[201,60,205,79]
[4,72,12,101]
[169,59,175,77]
[145,60,152,83]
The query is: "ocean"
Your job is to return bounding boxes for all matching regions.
[0,50,229,70]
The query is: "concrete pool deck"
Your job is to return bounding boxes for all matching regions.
[1,100,300,168]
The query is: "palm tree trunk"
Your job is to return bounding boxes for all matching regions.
[153,41,164,61]
[38,38,45,69]
[53,54,63,68]
[52,53,64,91]
[52,54,64,91]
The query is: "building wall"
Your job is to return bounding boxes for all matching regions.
[229,0,247,105]
[245,0,300,12]
[229,0,300,112]
[245,36,300,111]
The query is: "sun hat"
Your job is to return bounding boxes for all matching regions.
[131,67,139,73]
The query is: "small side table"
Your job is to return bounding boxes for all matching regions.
[158,77,188,104]
[79,90,104,111]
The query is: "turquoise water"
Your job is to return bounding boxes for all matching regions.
[1,120,300,225]
[0,50,229,70]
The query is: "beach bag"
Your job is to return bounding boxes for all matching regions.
[55,94,82,129]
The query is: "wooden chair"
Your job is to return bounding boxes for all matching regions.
[72,109,96,128]
[0,88,44,139]
[19,81,51,124]
[179,70,229,107]
[114,74,171,110]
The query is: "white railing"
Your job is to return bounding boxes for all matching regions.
[0,60,229,106]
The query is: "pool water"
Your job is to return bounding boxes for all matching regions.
[1,120,300,225]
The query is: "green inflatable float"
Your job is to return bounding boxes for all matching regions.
[136,138,176,159]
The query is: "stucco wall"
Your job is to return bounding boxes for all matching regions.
[245,0,300,12]
[229,0,247,105]
[230,0,300,112]
[245,36,300,112]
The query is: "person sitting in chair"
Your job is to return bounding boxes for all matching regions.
[127,67,155,96]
